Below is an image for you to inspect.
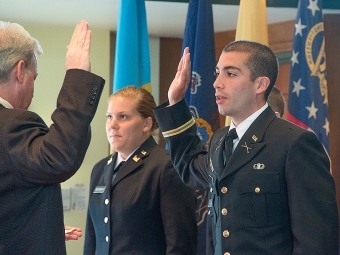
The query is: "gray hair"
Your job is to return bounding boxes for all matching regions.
[0,21,43,83]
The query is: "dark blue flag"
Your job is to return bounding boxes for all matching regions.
[287,0,330,153]
[182,0,219,254]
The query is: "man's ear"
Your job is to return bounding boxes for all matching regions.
[257,77,270,91]
[14,60,26,84]
[256,77,270,92]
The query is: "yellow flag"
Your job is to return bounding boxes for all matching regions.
[225,0,268,126]
[235,0,268,45]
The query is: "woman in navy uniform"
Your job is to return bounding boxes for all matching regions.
[84,86,197,255]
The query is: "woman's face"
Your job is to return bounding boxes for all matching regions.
[106,96,152,159]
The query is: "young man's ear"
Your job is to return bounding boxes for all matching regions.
[256,77,270,94]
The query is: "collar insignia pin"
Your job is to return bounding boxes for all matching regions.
[133,155,140,162]
[107,156,112,165]
[141,150,147,155]
[252,135,258,142]
[242,142,252,154]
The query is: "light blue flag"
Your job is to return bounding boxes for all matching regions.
[113,0,151,93]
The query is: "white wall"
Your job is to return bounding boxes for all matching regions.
[20,22,160,254]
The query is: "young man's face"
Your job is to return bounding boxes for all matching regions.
[213,51,259,124]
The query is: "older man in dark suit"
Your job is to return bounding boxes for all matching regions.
[0,20,105,254]
[154,41,339,255]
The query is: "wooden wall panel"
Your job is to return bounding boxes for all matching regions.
[159,38,183,104]
[158,38,182,147]
[215,30,235,57]
[214,19,295,57]
[324,14,340,219]
[268,20,294,53]
[274,63,290,120]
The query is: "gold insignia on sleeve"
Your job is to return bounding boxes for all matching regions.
[132,155,140,162]
[252,135,258,142]
[162,117,196,138]
[141,150,147,155]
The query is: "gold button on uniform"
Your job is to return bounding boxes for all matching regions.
[105,199,109,205]
[223,230,230,238]
[255,187,260,193]
[221,187,228,194]
[221,208,228,216]
[224,252,231,255]
[104,217,108,223]
[105,236,109,242]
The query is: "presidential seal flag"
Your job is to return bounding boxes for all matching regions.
[181,0,218,254]
[287,0,330,153]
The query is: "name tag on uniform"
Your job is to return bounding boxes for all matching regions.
[93,186,106,193]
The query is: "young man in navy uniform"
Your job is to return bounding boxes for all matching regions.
[154,41,339,255]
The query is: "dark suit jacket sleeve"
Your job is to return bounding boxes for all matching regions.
[154,99,210,190]
[7,69,105,184]
[159,160,198,255]
[286,130,339,254]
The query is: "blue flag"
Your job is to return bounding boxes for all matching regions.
[113,0,151,93]
[182,0,219,145]
[182,0,218,254]
[287,0,329,153]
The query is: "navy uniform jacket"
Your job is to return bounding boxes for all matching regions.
[154,99,339,255]
[0,70,105,255]
[84,136,197,255]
